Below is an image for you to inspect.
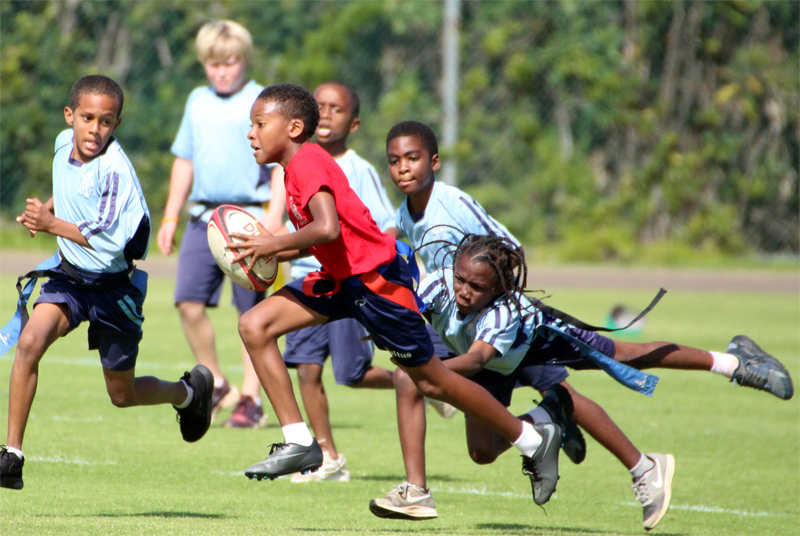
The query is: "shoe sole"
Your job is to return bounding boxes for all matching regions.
[291,470,351,482]
[644,454,675,531]
[0,477,23,490]
[187,366,215,442]
[246,459,321,481]
[368,501,438,520]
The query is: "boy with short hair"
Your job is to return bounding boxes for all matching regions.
[231,84,563,506]
[283,81,398,482]
[1,75,213,491]
[157,20,285,428]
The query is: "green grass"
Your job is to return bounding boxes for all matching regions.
[0,274,798,535]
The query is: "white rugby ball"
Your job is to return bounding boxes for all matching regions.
[207,205,278,291]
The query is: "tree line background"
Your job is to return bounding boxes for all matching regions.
[1,0,798,262]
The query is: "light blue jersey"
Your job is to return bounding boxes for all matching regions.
[52,129,150,273]
[395,180,519,274]
[418,268,539,376]
[290,149,395,280]
[171,80,271,222]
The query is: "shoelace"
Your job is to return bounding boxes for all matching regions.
[268,442,288,456]
[735,357,769,389]
[632,477,653,505]
[521,456,541,481]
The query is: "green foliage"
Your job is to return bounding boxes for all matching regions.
[1,0,797,258]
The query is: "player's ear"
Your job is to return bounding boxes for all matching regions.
[113,116,122,131]
[64,106,75,126]
[431,153,441,172]
[288,118,306,139]
[348,116,361,135]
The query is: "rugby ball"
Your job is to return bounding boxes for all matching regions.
[207,205,278,291]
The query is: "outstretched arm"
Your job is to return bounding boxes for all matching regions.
[157,156,193,255]
[18,197,91,248]
[441,340,498,377]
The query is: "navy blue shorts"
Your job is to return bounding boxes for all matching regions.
[521,314,616,370]
[283,253,434,368]
[283,318,374,386]
[35,267,146,372]
[174,219,264,313]
[424,324,568,406]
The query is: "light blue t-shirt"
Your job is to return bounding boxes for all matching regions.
[289,149,396,280]
[52,129,151,273]
[418,268,539,376]
[395,180,519,274]
[171,80,270,221]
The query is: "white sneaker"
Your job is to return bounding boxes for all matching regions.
[369,482,438,520]
[633,453,675,531]
[425,397,458,419]
[291,452,350,482]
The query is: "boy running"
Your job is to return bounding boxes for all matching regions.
[230,84,564,506]
[1,75,213,491]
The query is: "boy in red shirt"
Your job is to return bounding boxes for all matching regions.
[232,84,565,506]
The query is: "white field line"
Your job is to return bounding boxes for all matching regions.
[29,456,117,466]
[428,485,795,518]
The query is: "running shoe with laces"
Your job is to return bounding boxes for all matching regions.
[291,450,350,482]
[632,453,675,531]
[245,439,323,481]
[0,447,24,490]
[174,365,214,442]
[521,421,562,506]
[538,384,586,464]
[211,379,240,421]
[728,335,794,400]
[369,481,438,520]
[223,395,268,429]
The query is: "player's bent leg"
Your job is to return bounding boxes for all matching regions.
[465,415,510,465]
[393,367,429,489]
[3,303,70,490]
[612,340,712,371]
[102,368,188,408]
[295,362,338,460]
[177,301,225,378]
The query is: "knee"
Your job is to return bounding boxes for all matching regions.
[177,301,204,322]
[296,364,322,385]
[238,310,264,343]
[107,387,136,408]
[413,380,443,400]
[469,449,498,465]
[16,330,46,362]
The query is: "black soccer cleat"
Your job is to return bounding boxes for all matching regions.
[521,422,562,506]
[538,384,586,464]
[245,439,323,481]
[174,365,214,442]
[728,335,794,400]
[1,447,24,490]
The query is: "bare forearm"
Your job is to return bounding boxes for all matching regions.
[47,218,92,249]
[163,157,193,219]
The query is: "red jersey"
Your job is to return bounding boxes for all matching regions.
[284,143,396,279]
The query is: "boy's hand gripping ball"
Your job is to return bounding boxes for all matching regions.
[207,205,278,291]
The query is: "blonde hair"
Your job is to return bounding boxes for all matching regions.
[196,20,252,65]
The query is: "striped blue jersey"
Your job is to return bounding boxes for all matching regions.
[52,129,150,272]
[395,180,519,274]
[289,149,396,279]
[418,268,539,376]
[171,80,272,221]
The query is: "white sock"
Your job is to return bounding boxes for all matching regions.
[252,397,262,407]
[629,454,655,480]
[5,446,23,459]
[710,351,739,378]
[526,406,552,424]
[282,422,314,446]
[213,377,225,388]
[512,421,543,457]
[174,379,194,409]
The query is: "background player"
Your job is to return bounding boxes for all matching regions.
[2,75,213,491]
[156,20,285,428]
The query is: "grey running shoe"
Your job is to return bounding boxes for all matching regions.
[0,447,24,490]
[538,385,586,464]
[369,482,438,520]
[521,422,562,505]
[174,365,214,442]
[246,439,323,481]
[632,453,675,531]
[728,335,794,400]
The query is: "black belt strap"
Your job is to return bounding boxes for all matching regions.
[533,288,667,333]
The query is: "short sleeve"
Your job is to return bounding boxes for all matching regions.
[417,270,450,314]
[170,91,198,160]
[474,304,520,357]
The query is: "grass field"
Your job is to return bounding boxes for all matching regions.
[0,273,798,536]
